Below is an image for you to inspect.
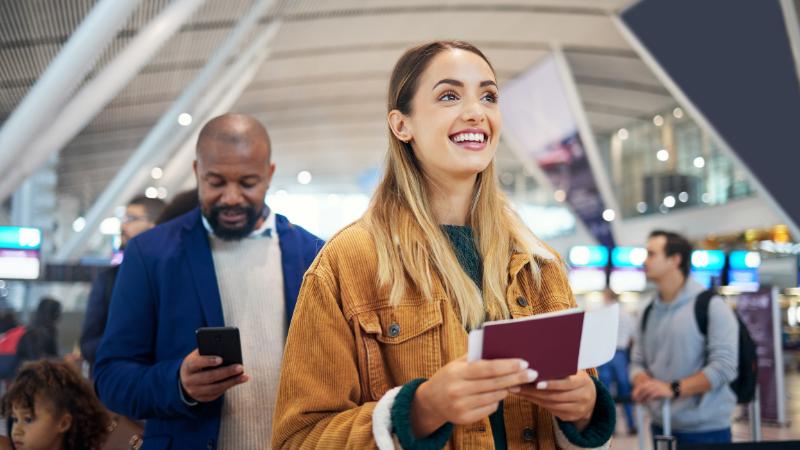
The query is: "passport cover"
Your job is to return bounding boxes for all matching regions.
[480,309,584,380]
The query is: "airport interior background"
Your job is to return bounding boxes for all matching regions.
[1,0,800,448]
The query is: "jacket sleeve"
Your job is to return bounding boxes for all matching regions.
[702,297,739,389]
[79,271,111,364]
[93,239,202,420]
[272,270,379,449]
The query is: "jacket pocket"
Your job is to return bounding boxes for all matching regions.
[356,300,444,400]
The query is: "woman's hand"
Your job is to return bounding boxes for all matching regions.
[411,355,538,437]
[516,371,597,431]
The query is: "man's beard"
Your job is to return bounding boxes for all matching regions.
[206,204,260,241]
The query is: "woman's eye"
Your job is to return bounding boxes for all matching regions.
[438,91,458,102]
[482,92,498,103]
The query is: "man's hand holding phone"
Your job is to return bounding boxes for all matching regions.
[179,349,249,403]
[180,327,248,403]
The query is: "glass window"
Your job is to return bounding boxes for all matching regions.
[602,106,754,218]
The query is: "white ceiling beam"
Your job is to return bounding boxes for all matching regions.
[55,0,279,261]
[0,0,143,182]
[0,0,210,201]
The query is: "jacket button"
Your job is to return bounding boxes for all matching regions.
[207,439,215,449]
[522,427,535,441]
[516,296,529,307]
[388,323,401,337]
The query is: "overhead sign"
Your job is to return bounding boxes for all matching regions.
[610,247,647,292]
[690,249,725,289]
[0,226,42,280]
[728,250,760,292]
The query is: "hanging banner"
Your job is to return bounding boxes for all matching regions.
[501,55,614,248]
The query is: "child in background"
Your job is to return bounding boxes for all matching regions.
[2,360,110,450]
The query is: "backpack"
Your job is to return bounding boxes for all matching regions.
[0,326,26,379]
[641,289,758,404]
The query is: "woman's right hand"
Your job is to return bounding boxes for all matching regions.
[410,355,538,437]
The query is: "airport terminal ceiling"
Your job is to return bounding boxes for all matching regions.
[0,0,796,257]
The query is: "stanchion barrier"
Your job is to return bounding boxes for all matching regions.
[748,385,762,442]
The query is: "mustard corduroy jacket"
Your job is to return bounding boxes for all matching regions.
[272,220,595,449]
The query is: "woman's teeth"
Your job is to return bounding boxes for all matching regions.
[451,132,486,143]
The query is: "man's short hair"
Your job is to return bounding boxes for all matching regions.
[128,196,166,223]
[649,230,693,278]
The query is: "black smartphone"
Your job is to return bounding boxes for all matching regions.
[195,326,243,367]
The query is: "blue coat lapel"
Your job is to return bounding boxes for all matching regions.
[182,210,224,327]
[276,214,302,325]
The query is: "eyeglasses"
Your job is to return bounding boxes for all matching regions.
[121,214,149,224]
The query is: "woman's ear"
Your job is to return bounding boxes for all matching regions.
[388,110,413,143]
[56,412,72,434]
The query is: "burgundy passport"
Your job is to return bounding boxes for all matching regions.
[481,310,584,380]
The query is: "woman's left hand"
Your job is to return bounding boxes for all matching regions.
[516,371,597,431]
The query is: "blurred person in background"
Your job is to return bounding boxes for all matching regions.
[16,297,61,365]
[597,288,637,435]
[79,196,165,369]
[94,113,323,449]
[155,189,199,225]
[0,312,18,335]
[631,230,738,444]
[272,41,615,450]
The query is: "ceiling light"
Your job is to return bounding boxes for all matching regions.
[663,195,676,208]
[678,191,689,203]
[554,189,567,203]
[656,149,670,162]
[157,187,168,199]
[178,113,192,126]
[151,167,163,180]
[72,217,86,233]
[617,128,629,140]
[653,115,664,127]
[602,209,616,222]
[673,107,684,119]
[145,187,158,199]
[297,171,312,185]
[693,156,705,168]
[636,202,648,214]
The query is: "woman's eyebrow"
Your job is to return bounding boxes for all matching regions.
[432,79,498,90]
[432,78,463,90]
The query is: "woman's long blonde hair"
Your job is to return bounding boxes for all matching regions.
[365,41,551,330]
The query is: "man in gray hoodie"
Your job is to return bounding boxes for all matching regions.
[630,230,738,444]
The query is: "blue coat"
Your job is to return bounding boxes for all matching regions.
[94,208,323,450]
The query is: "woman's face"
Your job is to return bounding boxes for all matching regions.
[393,48,501,184]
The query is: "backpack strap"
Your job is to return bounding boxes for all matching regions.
[641,301,654,333]
[694,289,715,336]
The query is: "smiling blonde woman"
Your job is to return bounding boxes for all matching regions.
[272,41,615,450]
